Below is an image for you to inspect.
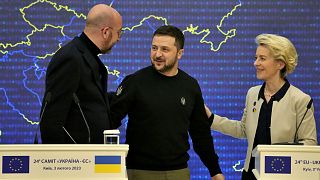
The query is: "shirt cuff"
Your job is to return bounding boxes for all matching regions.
[208,113,214,124]
[209,159,222,177]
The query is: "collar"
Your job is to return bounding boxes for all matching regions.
[151,65,180,79]
[79,32,101,56]
[258,79,290,102]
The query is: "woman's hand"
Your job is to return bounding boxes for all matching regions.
[204,104,212,118]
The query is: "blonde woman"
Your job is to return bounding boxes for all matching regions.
[206,34,317,179]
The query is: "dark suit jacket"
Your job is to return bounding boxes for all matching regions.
[40,35,111,144]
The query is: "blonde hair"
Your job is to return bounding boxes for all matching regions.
[255,34,298,78]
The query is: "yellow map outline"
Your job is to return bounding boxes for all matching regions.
[0,0,241,125]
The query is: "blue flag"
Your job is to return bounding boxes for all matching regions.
[2,156,30,174]
[265,156,291,174]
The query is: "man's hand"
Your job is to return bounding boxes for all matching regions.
[211,173,225,180]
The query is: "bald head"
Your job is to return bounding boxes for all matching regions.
[85,4,121,29]
[83,4,122,54]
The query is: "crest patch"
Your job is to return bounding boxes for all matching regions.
[180,97,186,106]
[116,86,123,96]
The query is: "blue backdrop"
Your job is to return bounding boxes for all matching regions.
[0,0,319,179]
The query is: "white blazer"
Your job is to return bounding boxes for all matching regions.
[211,84,317,171]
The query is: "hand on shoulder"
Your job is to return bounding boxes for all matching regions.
[211,173,225,180]
[204,104,212,118]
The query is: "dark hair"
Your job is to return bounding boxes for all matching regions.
[153,25,184,50]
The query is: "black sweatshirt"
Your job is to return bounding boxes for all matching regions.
[110,66,222,176]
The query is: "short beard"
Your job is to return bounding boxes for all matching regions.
[152,57,177,73]
[104,43,114,54]
[105,48,112,54]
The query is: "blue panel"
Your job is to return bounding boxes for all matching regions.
[0,0,319,179]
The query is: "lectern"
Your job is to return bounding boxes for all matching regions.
[0,144,129,180]
[252,145,320,180]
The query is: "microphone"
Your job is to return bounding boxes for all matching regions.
[293,98,313,144]
[73,93,91,143]
[62,126,77,144]
[34,92,52,144]
[273,98,313,145]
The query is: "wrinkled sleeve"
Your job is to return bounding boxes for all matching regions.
[211,90,250,139]
[189,82,222,177]
[110,75,135,129]
[40,51,80,143]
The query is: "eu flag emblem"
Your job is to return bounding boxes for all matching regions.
[265,156,291,174]
[2,156,30,174]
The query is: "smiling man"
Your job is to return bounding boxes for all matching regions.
[110,25,224,180]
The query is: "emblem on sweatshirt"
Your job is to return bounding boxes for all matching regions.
[116,86,123,96]
[180,97,186,106]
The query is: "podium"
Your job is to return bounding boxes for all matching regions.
[252,145,320,180]
[0,144,129,180]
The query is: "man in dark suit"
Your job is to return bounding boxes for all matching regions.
[39,4,122,144]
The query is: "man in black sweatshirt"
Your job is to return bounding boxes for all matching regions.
[110,25,224,180]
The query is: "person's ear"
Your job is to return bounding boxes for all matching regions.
[278,60,285,70]
[101,27,112,39]
[177,49,184,59]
